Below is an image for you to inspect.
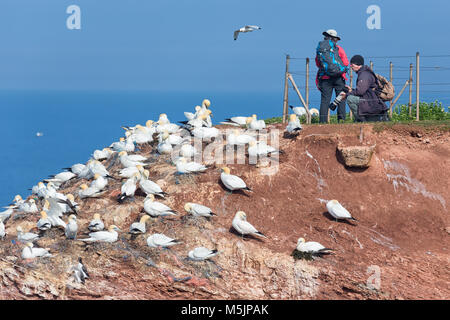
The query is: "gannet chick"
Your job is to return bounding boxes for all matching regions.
[16,226,40,243]
[184,203,216,218]
[286,114,302,134]
[295,238,334,255]
[37,211,52,232]
[188,247,219,261]
[176,157,208,174]
[220,167,252,193]
[143,194,177,217]
[232,211,266,238]
[326,200,357,222]
[146,233,182,248]
[88,214,104,232]
[79,225,120,243]
[139,170,168,198]
[73,257,89,284]
[21,242,52,259]
[65,215,78,240]
[129,215,151,235]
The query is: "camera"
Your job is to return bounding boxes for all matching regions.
[329,87,349,111]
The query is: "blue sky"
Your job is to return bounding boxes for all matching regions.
[0,0,449,92]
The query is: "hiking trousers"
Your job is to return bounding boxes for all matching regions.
[318,76,346,123]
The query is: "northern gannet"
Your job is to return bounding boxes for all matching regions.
[226,129,256,146]
[37,211,52,232]
[176,157,208,174]
[156,132,173,155]
[326,200,357,222]
[143,194,177,217]
[56,194,79,215]
[0,206,14,223]
[16,226,40,243]
[88,213,104,232]
[90,173,108,192]
[158,130,185,146]
[119,151,148,168]
[65,215,78,239]
[146,233,182,248]
[31,182,46,196]
[119,166,141,179]
[221,116,249,127]
[232,211,266,238]
[45,171,77,188]
[0,220,5,239]
[78,184,106,199]
[184,203,216,218]
[93,148,114,161]
[286,114,302,134]
[179,143,198,158]
[139,170,167,198]
[21,242,52,259]
[295,238,334,255]
[233,25,262,41]
[118,174,139,203]
[191,127,219,140]
[43,199,67,228]
[310,108,319,117]
[79,225,120,243]
[246,114,266,131]
[289,105,307,117]
[62,163,85,176]
[188,247,219,261]
[13,197,38,214]
[129,215,151,235]
[248,140,282,158]
[220,167,252,193]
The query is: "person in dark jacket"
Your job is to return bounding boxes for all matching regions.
[344,55,388,121]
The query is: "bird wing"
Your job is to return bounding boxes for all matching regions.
[234,30,240,40]
[222,174,247,189]
[192,204,212,216]
[329,202,352,219]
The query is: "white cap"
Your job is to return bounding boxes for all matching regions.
[323,29,341,40]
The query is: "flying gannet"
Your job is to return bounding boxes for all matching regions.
[234,25,262,41]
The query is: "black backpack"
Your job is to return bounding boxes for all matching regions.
[316,40,348,77]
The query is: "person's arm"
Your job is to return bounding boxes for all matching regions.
[315,55,321,68]
[350,73,372,96]
[338,46,349,66]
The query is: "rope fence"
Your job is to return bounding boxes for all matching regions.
[282,52,450,123]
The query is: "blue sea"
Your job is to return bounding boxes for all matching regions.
[1,90,448,205]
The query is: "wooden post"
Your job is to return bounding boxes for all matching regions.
[389,62,393,117]
[287,73,311,123]
[416,52,420,121]
[409,63,413,117]
[370,61,374,71]
[282,55,290,123]
[349,68,353,120]
[305,58,310,123]
[391,80,410,107]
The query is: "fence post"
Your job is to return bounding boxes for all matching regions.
[416,52,420,121]
[282,54,290,123]
[305,57,309,121]
[370,61,374,71]
[409,63,413,117]
[349,68,353,120]
[389,62,393,117]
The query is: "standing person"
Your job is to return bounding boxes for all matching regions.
[343,55,389,122]
[316,29,349,123]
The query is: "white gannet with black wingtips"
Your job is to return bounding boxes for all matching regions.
[43,199,67,228]
[191,126,219,140]
[179,142,198,158]
[156,131,173,155]
[31,182,46,197]
[79,225,121,243]
[326,200,357,222]
[188,247,219,261]
[143,194,177,218]
[130,125,153,144]
[118,151,147,168]
[110,137,127,152]
[295,238,334,256]
[62,163,85,176]
[232,211,267,239]
[156,114,180,134]
[93,147,114,161]
[289,105,307,117]
[88,160,116,179]
[90,173,108,192]
[220,167,252,193]
[56,194,79,215]
[286,114,303,134]
[129,215,151,235]
[221,116,249,127]
[184,203,216,218]
[158,130,185,146]
[65,215,78,240]
[16,226,40,243]
[248,140,282,158]
[73,257,89,284]
[37,211,52,232]
[78,184,106,199]
[139,170,168,198]
[233,25,262,41]
[13,196,38,215]
[246,114,266,131]
[184,106,202,121]
[21,242,52,259]
[44,171,77,188]
[88,214,104,232]
[119,165,141,179]
[176,157,208,174]
[0,206,14,223]
[226,129,256,146]
[147,233,182,248]
[118,173,139,203]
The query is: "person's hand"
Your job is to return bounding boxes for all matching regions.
[345,85,352,92]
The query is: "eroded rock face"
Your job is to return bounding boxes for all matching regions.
[337,144,376,168]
